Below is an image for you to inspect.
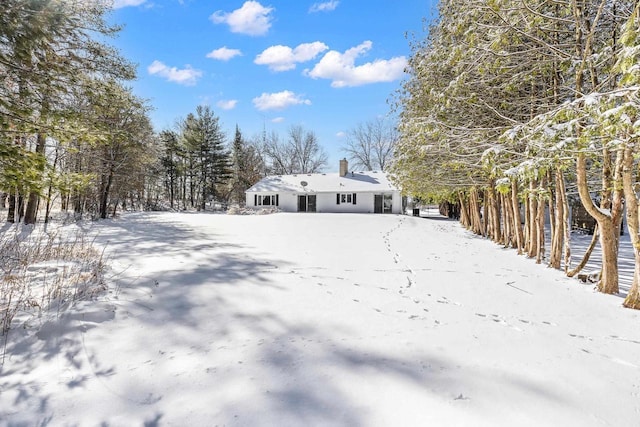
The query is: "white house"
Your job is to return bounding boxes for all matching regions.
[245,159,403,214]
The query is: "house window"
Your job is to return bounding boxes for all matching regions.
[255,194,279,206]
[336,193,357,205]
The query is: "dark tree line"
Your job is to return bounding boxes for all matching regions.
[0,0,157,222]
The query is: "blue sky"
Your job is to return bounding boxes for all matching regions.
[108,0,437,171]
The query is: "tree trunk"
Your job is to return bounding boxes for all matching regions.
[459,192,471,229]
[610,148,625,251]
[7,191,16,223]
[548,171,557,264]
[527,180,538,258]
[557,171,568,269]
[181,173,187,210]
[550,168,569,270]
[201,182,207,211]
[482,189,489,237]
[112,198,119,218]
[622,147,640,309]
[598,218,619,295]
[189,159,195,208]
[469,188,484,235]
[17,194,24,222]
[44,144,60,224]
[576,152,619,294]
[24,191,40,224]
[169,173,175,209]
[535,177,546,264]
[511,179,524,254]
[99,165,115,219]
[24,132,47,224]
[487,183,501,243]
[566,224,599,278]
[562,179,572,273]
[500,192,511,247]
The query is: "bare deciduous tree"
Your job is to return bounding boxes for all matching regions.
[263,125,328,174]
[342,117,397,171]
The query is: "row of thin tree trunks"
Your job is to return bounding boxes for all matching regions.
[456,171,639,309]
[3,140,160,223]
[5,187,159,223]
[165,173,215,212]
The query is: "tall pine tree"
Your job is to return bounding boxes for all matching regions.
[181,106,231,210]
[230,125,264,206]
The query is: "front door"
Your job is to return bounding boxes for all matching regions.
[308,195,316,212]
[298,195,316,212]
[374,195,383,213]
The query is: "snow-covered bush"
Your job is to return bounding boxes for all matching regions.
[0,226,106,338]
[227,206,280,215]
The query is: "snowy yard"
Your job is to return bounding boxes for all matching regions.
[2,211,640,426]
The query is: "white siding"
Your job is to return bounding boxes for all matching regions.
[246,170,402,214]
[316,192,370,213]
[278,193,298,212]
[392,192,403,214]
[247,191,402,214]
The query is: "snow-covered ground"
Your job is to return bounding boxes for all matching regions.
[2,211,639,426]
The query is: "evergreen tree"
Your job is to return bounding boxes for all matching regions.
[0,0,135,223]
[181,106,231,210]
[160,130,185,210]
[230,125,264,206]
[394,0,637,299]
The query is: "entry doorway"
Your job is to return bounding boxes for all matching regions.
[298,194,317,212]
[374,194,393,214]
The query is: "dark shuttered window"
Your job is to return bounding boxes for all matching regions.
[337,193,357,205]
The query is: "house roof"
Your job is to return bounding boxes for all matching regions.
[246,171,399,193]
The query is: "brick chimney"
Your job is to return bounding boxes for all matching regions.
[339,158,348,177]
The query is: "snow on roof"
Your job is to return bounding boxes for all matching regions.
[246,171,399,193]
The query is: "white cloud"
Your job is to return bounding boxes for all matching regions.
[112,0,147,8]
[206,47,242,61]
[309,1,339,13]
[216,99,238,110]
[147,60,202,86]
[210,1,274,36]
[271,117,285,123]
[255,42,328,72]
[336,131,346,138]
[252,90,311,111]
[304,41,407,87]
